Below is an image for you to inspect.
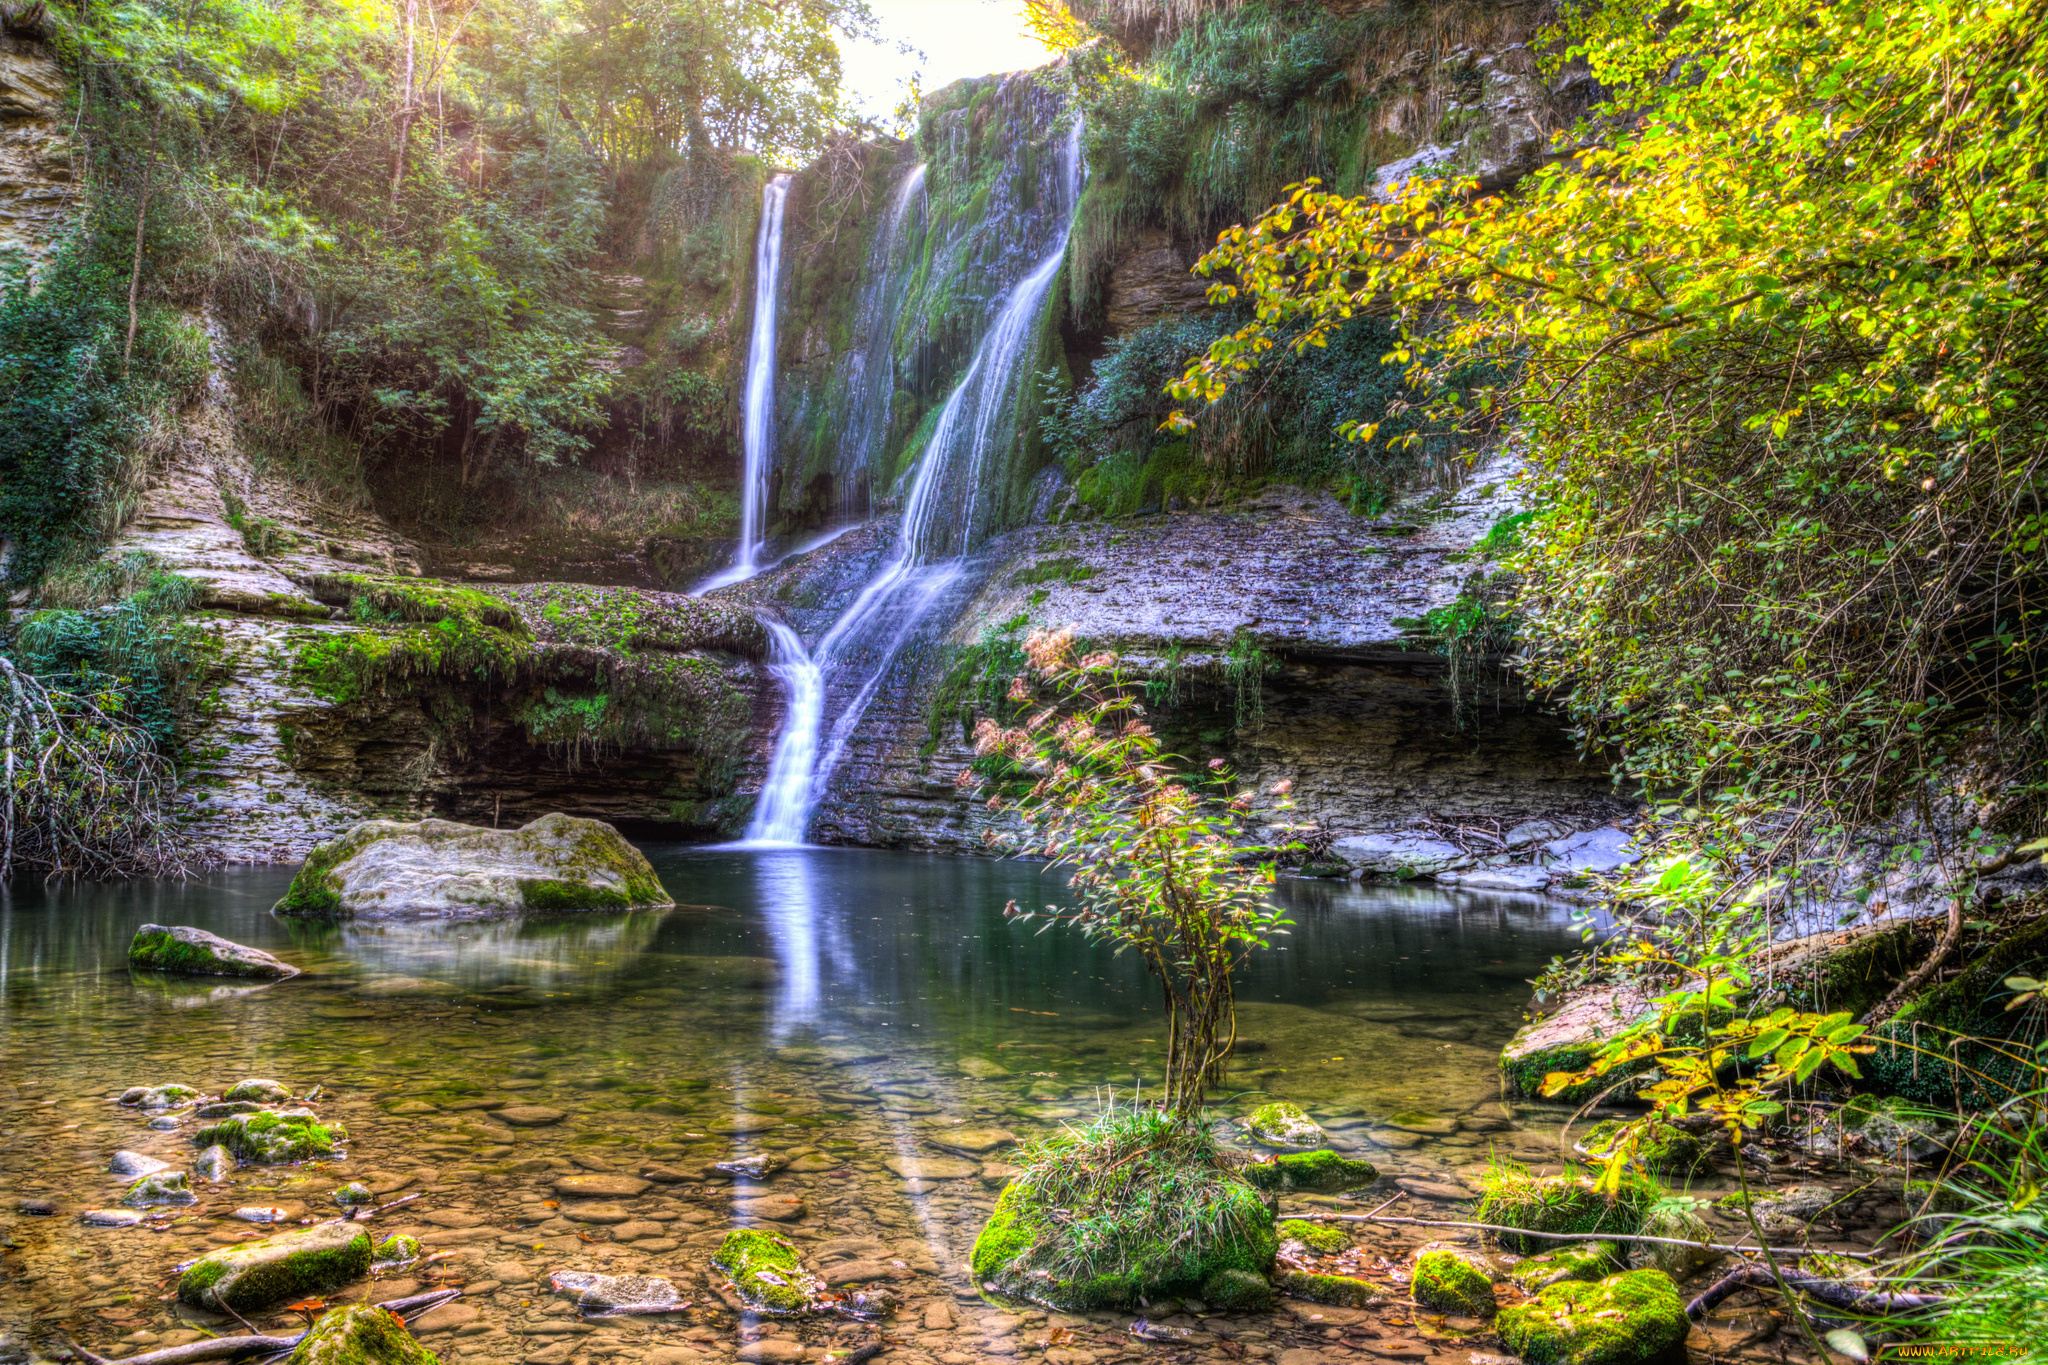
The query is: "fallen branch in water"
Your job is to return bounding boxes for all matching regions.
[347,1192,421,1221]
[64,1289,463,1365]
[1685,1263,1946,1322]
[1311,1212,1880,1260]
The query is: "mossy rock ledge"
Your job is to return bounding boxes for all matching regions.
[1500,986,1657,1102]
[273,813,673,918]
[129,924,300,979]
[178,1221,372,1312]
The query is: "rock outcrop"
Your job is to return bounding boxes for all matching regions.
[128,925,301,979]
[0,34,79,278]
[273,813,673,918]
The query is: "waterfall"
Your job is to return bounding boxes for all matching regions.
[694,173,791,594]
[744,122,1085,846]
[839,164,929,511]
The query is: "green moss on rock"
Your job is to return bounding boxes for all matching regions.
[372,1234,422,1267]
[1241,1101,1327,1149]
[193,1110,343,1164]
[286,1302,441,1365]
[1278,1218,1348,1255]
[1200,1268,1273,1311]
[1274,1270,1385,1308]
[1581,1119,1710,1176]
[1866,917,2048,1106]
[128,925,299,979]
[1509,1243,1625,1292]
[712,1228,819,1313]
[1244,1149,1378,1193]
[178,1222,373,1312]
[1412,1249,1497,1318]
[1495,1270,1690,1365]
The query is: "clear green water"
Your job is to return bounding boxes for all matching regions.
[0,847,1586,1361]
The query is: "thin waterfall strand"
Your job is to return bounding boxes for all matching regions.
[744,124,1085,845]
[695,174,790,594]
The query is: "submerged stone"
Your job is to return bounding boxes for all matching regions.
[334,1182,374,1206]
[178,1220,373,1311]
[711,1229,820,1314]
[273,813,674,918]
[119,1083,199,1110]
[373,1234,422,1268]
[285,1302,440,1365]
[1243,1149,1377,1192]
[1411,1249,1497,1317]
[1495,1269,1690,1365]
[128,924,301,979]
[108,1151,170,1177]
[193,1109,345,1164]
[194,1145,233,1182]
[225,1079,295,1103]
[549,1270,687,1314]
[1241,1101,1327,1149]
[80,1208,145,1227]
[123,1171,196,1207]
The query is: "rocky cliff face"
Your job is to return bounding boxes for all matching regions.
[736,453,1625,855]
[0,34,75,278]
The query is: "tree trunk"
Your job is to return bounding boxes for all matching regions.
[388,0,417,213]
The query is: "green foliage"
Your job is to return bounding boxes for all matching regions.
[974,628,1294,1114]
[12,554,207,746]
[1475,1161,1655,1254]
[1221,629,1276,732]
[922,613,1032,753]
[1170,0,2048,907]
[1400,576,1515,736]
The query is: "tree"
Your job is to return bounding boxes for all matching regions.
[1166,0,2048,901]
[973,628,1293,1117]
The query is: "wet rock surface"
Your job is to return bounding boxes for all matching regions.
[129,925,303,979]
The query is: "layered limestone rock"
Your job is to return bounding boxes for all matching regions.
[0,34,78,279]
[273,813,674,918]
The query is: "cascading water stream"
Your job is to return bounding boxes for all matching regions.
[694,174,791,594]
[744,123,1085,846]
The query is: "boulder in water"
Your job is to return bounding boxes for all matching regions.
[194,1144,233,1182]
[711,1229,821,1313]
[108,1151,170,1177]
[193,1109,344,1163]
[548,1270,687,1314]
[178,1220,372,1311]
[1495,1269,1689,1365]
[129,925,300,979]
[122,1172,196,1207]
[1240,1101,1327,1150]
[273,813,673,919]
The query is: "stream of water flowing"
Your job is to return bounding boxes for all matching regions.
[0,851,1593,1363]
[694,175,792,595]
[745,126,1086,845]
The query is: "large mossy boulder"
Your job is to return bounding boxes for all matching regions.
[287,1303,440,1365]
[129,925,300,979]
[273,813,673,919]
[1495,1270,1691,1365]
[970,1112,1277,1312]
[179,1221,373,1312]
[1500,987,1656,1102]
[1865,916,2048,1106]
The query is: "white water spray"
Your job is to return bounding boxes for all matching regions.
[695,174,791,594]
[744,125,1085,845]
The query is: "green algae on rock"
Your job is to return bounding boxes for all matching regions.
[1277,1218,1348,1255]
[273,813,673,918]
[1495,1270,1690,1365]
[372,1235,422,1269]
[285,1302,440,1365]
[1508,1242,1626,1292]
[128,924,302,979]
[1243,1149,1378,1193]
[179,1221,373,1312]
[225,1079,296,1103]
[123,1171,196,1206]
[193,1109,345,1164]
[711,1229,820,1313]
[1240,1101,1327,1149]
[1411,1249,1497,1317]
[1274,1270,1385,1308]
[119,1083,200,1109]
